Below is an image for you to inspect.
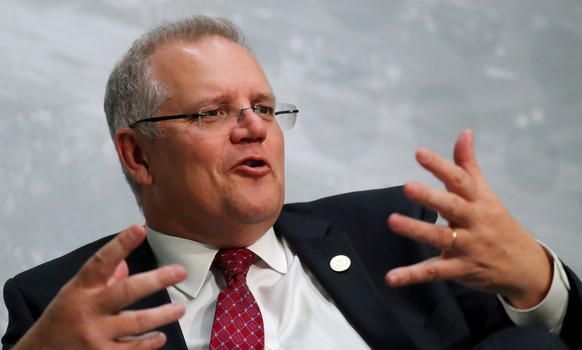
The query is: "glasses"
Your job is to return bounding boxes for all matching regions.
[129,102,298,131]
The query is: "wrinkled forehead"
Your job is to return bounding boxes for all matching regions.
[148,36,273,105]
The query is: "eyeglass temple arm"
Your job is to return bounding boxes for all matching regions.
[275,109,299,115]
[129,114,200,128]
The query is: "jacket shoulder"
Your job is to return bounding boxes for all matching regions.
[8,235,116,309]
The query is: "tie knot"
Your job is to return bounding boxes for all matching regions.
[213,248,255,281]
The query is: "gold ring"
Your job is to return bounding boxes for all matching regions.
[448,230,458,250]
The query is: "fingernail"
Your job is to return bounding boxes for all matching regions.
[388,213,403,230]
[386,273,399,285]
[128,225,144,239]
[417,148,431,163]
[170,264,187,279]
[406,181,421,196]
[178,265,187,278]
[173,303,185,314]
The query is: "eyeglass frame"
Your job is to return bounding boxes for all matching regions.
[128,103,298,130]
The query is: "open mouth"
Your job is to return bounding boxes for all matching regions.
[242,159,266,168]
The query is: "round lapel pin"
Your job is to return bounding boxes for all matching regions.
[330,255,351,272]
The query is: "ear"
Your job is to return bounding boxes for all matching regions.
[114,128,154,186]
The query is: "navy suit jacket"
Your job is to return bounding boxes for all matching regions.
[3,187,582,349]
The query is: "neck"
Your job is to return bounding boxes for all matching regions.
[144,215,274,248]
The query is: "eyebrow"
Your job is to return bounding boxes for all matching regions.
[194,92,276,106]
[252,92,276,103]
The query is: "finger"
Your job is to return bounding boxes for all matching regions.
[117,331,167,349]
[102,264,187,312]
[453,129,482,178]
[403,181,471,225]
[386,256,466,287]
[388,213,460,250]
[107,260,129,287]
[416,147,477,201]
[111,303,185,340]
[76,225,146,288]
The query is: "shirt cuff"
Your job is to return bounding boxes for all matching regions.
[498,242,571,334]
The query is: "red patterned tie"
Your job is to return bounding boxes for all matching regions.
[210,248,264,350]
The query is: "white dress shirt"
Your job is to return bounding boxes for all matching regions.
[498,242,570,333]
[146,227,569,349]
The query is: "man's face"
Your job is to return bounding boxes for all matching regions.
[133,36,285,246]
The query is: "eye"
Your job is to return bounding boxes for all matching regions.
[253,104,275,117]
[199,106,228,120]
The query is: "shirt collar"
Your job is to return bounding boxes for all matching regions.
[146,226,288,299]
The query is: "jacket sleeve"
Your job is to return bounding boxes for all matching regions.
[2,278,36,349]
[559,265,582,349]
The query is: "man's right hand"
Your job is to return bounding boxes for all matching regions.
[13,225,186,350]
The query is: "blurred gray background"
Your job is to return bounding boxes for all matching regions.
[1,0,581,330]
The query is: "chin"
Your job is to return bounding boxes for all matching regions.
[229,191,284,226]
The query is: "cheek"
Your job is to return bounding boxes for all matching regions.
[187,149,221,180]
[186,141,231,184]
[270,129,286,167]
[154,140,222,186]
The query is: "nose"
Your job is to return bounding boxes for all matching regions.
[237,106,254,121]
[230,107,267,144]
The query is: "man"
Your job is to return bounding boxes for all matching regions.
[2,16,581,349]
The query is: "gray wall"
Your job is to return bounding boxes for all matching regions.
[1,1,582,330]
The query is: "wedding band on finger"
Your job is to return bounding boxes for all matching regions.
[447,230,458,250]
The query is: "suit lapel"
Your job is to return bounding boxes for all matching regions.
[125,240,188,350]
[275,211,419,349]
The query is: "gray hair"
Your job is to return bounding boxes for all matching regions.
[103,16,249,204]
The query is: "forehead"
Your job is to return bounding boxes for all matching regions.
[149,36,272,106]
